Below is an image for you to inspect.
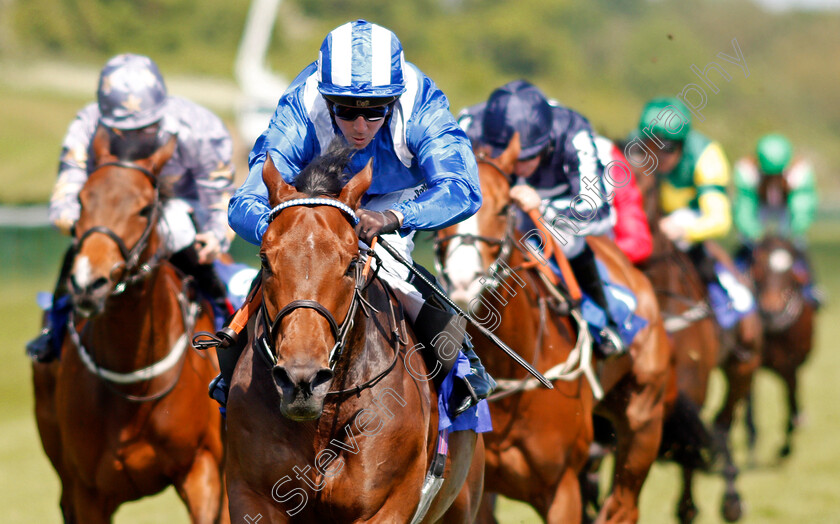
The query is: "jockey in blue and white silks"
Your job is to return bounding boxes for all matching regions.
[230,48,481,244]
[225,19,494,418]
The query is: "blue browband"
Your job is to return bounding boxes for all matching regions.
[267,198,359,225]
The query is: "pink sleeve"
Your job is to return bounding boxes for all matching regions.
[610,145,653,264]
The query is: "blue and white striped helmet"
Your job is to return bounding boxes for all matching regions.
[317,20,406,102]
[97,54,168,130]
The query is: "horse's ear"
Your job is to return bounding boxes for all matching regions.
[497,132,521,172]
[339,158,372,210]
[92,125,117,165]
[148,134,177,173]
[263,153,296,207]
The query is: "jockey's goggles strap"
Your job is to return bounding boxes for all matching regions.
[267,198,359,225]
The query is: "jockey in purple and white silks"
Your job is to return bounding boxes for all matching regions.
[457,80,626,356]
[27,54,235,363]
[224,19,494,416]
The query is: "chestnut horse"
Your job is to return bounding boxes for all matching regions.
[743,235,816,459]
[635,166,762,523]
[31,126,226,523]
[436,136,670,523]
[224,148,484,523]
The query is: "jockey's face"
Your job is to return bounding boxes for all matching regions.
[513,153,543,179]
[331,102,391,149]
[645,139,684,175]
[108,121,163,160]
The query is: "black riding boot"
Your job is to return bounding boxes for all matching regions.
[413,294,496,417]
[170,246,233,321]
[207,272,263,409]
[570,245,625,357]
[26,246,75,362]
[687,243,719,288]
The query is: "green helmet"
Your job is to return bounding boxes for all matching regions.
[638,97,692,142]
[756,134,793,175]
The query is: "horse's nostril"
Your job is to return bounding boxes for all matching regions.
[91,277,110,291]
[272,365,334,398]
[311,369,335,390]
[272,366,294,392]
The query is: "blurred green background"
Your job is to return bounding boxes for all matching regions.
[1,0,839,522]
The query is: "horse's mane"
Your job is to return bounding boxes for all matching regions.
[294,141,356,198]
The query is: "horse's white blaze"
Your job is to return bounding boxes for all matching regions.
[769,248,794,273]
[73,256,93,289]
[444,214,483,302]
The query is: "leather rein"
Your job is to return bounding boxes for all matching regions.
[68,160,202,402]
[73,161,163,294]
[256,198,405,398]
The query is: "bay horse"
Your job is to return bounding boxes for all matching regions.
[436,135,670,524]
[743,235,816,459]
[31,126,226,523]
[224,147,484,523]
[634,163,762,523]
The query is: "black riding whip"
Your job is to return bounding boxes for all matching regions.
[375,237,554,389]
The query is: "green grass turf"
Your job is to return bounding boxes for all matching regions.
[1,231,838,522]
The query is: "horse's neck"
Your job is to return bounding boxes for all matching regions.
[85,264,187,370]
[473,249,560,375]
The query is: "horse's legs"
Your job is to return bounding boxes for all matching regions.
[32,361,75,520]
[744,391,758,464]
[713,351,757,523]
[544,468,582,524]
[174,449,223,524]
[596,380,665,524]
[677,466,698,524]
[780,368,800,458]
[69,482,116,524]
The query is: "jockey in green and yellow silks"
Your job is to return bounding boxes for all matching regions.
[635,97,732,289]
[733,133,822,305]
[733,134,817,243]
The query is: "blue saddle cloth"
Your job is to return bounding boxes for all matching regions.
[437,352,493,433]
[708,263,755,330]
[546,257,648,347]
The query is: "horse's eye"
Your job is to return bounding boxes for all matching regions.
[139,204,153,218]
[346,258,359,277]
[498,204,509,216]
[259,253,272,274]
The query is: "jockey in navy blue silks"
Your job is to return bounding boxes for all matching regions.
[224,19,495,416]
[458,80,626,356]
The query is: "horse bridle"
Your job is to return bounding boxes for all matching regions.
[256,198,379,372]
[73,160,162,294]
[434,157,520,292]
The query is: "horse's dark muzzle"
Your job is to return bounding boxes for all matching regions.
[272,364,334,420]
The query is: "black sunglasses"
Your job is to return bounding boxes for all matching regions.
[330,102,392,122]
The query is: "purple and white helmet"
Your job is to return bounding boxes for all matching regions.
[97,54,168,130]
[317,19,406,104]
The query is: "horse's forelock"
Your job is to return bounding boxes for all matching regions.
[294,143,355,198]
